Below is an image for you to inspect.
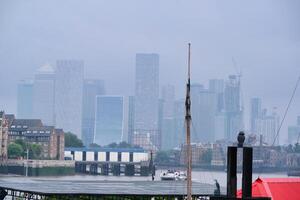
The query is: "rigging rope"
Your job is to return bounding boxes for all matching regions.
[272,76,300,146]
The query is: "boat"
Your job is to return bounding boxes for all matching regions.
[160,170,187,181]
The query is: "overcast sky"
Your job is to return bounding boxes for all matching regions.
[0,0,299,143]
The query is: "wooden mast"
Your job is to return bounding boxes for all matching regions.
[185,43,192,200]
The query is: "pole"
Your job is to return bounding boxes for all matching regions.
[185,43,192,200]
[25,149,28,177]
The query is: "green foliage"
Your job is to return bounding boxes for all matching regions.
[8,143,23,159]
[15,139,27,149]
[105,141,134,148]
[65,132,84,147]
[29,143,42,159]
[89,143,101,147]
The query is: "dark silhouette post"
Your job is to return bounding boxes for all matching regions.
[242,147,253,198]
[227,146,237,197]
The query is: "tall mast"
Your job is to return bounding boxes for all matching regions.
[185,43,192,200]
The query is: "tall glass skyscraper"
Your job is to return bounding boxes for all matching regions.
[17,80,34,119]
[224,75,243,141]
[54,60,84,138]
[250,97,262,133]
[33,64,55,126]
[94,96,124,146]
[82,79,105,146]
[134,53,160,150]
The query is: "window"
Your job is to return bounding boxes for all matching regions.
[11,125,15,128]
[129,152,133,162]
[33,131,38,133]
[23,126,28,128]
[106,152,110,161]
[94,152,98,161]
[17,125,21,128]
[118,152,122,162]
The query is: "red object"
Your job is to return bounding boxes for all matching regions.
[237,177,300,200]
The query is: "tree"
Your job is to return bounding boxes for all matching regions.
[8,143,23,159]
[65,132,84,147]
[29,144,42,159]
[89,143,101,148]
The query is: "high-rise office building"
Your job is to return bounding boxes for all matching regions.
[94,96,124,146]
[17,80,34,119]
[134,53,160,150]
[209,79,224,112]
[174,99,185,146]
[127,96,135,144]
[224,75,243,141]
[250,97,262,133]
[288,116,300,144]
[255,108,279,145]
[33,64,55,126]
[54,60,84,139]
[191,84,216,143]
[161,85,175,150]
[81,79,105,146]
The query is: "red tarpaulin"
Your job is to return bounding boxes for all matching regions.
[237,177,300,200]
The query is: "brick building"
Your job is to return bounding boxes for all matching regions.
[0,111,8,160]
[6,114,64,160]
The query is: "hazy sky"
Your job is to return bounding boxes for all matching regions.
[0,0,299,143]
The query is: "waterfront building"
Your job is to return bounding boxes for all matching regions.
[6,114,64,160]
[134,53,160,150]
[82,79,105,146]
[224,75,243,141]
[0,111,8,160]
[64,147,148,162]
[55,60,84,139]
[94,96,124,146]
[17,80,34,119]
[32,64,55,126]
[250,97,262,133]
[180,143,212,166]
[288,116,300,144]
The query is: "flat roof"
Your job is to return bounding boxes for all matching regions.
[65,147,146,153]
[0,177,225,196]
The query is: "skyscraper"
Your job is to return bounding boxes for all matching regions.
[17,80,34,119]
[224,75,243,141]
[255,108,279,145]
[82,79,105,146]
[33,64,55,126]
[134,53,160,150]
[94,96,124,146]
[250,97,262,133]
[54,60,84,138]
[191,84,217,143]
[161,85,175,150]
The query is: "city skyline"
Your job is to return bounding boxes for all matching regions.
[12,58,299,146]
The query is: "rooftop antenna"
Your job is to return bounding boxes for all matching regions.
[185,43,192,200]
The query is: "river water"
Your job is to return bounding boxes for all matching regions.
[9,170,287,188]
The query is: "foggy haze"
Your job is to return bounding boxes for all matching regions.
[0,0,299,143]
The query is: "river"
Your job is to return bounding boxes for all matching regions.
[5,170,287,188]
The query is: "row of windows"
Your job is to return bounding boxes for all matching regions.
[11,125,28,128]
[26,130,51,134]
[72,151,134,162]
